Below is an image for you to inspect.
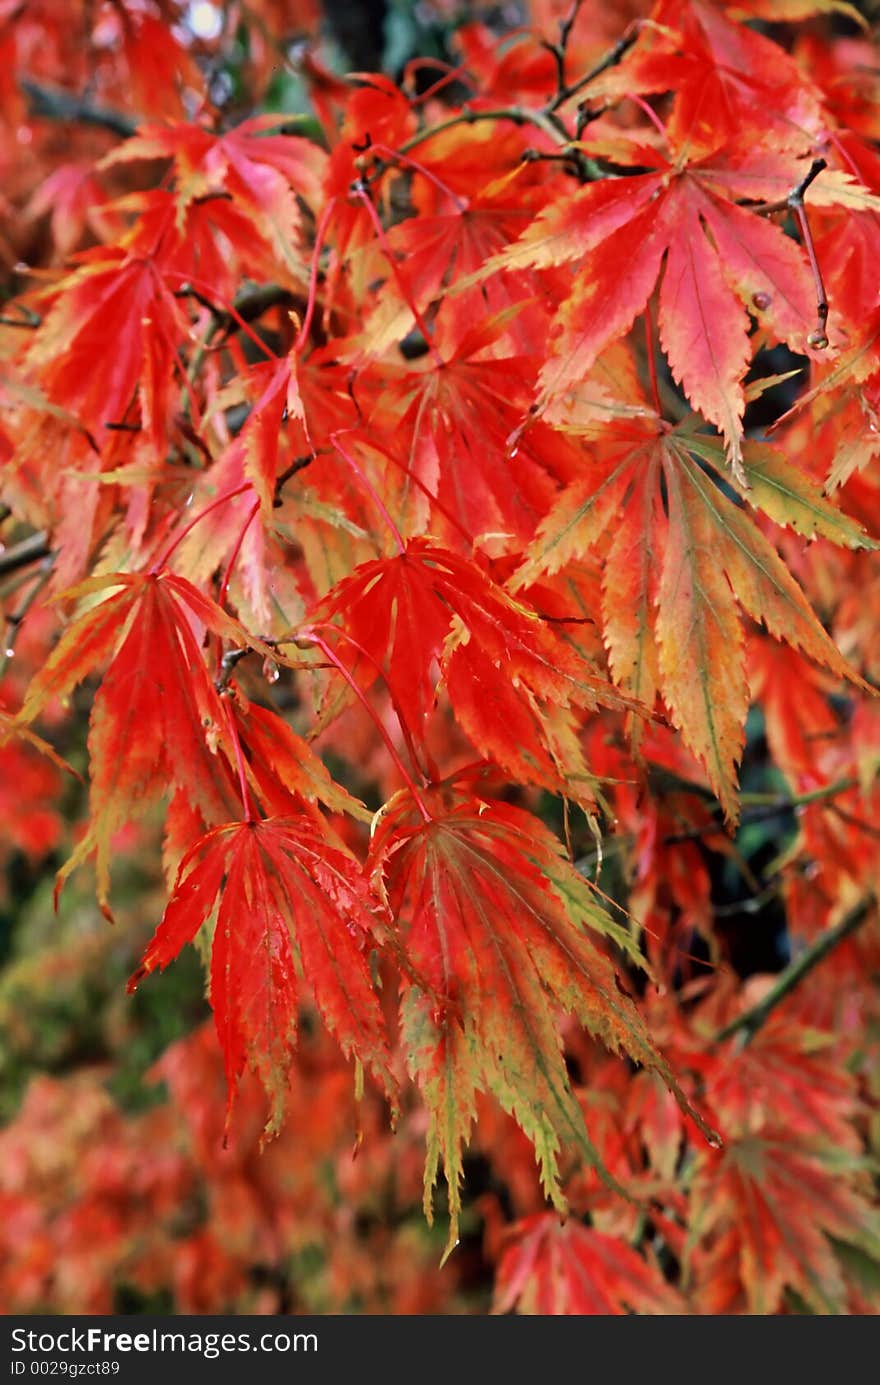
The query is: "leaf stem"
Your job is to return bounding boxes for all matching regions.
[352,187,445,366]
[150,484,251,572]
[316,620,429,784]
[363,141,469,213]
[297,628,432,822]
[294,197,336,353]
[331,432,407,555]
[793,200,829,350]
[222,693,256,824]
[218,500,260,609]
[409,57,474,107]
[375,446,474,548]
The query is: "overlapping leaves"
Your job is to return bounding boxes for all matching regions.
[368,780,715,1253]
[516,420,873,818]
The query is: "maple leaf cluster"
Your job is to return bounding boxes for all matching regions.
[1,0,880,1315]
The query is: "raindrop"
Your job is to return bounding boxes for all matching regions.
[752,291,771,310]
[807,330,829,350]
[263,657,280,684]
[4,648,14,659]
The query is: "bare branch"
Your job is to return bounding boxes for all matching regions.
[0,531,51,578]
[21,79,137,138]
[715,896,874,1045]
[546,26,639,114]
[751,157,829,349]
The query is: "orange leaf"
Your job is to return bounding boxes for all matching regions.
[369,781,712,1253]
[18,572,253,907]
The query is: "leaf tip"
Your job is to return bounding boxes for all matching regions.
[126,963,148,995]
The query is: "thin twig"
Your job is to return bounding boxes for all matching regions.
[752,157,829,349]
[739,776,858,808]
[661,775,859,845]
[545,27,639,113]
[714,896,874,1045]
[401,99,598,181]
[216,646,252,692]
[542,0,584,107]
[795,200,830,349]
[0,306,41,329]
[574,776,862,869]
[0,551,55,678]
[400,104,574,156]
[751,157,828,218]
[273,454,314,506]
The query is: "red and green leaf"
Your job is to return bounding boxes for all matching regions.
[130,815,396,1133]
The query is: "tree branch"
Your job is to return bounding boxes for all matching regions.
[400,101,602,183]
[0,551,55,677]
[751,157,829,350]
[542,0,585,108]
[545,27,639,113]
[401,104,571,155]
[21,80,137,138]
[661,775,859,845]
[0,531,51,578]
[714,895,874,1045]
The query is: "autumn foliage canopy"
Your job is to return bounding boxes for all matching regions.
[1,0,880,1316]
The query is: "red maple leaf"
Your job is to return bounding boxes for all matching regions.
[17,571,256,908]
[494,1213,686,1315]
[130,815,396,1133]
